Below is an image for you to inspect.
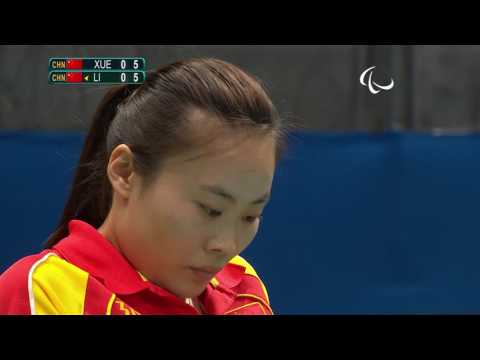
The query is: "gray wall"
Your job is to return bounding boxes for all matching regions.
[1,45,479,132]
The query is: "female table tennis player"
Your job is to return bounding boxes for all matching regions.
[0,58,287,315]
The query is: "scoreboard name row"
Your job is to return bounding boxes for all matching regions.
[49,58,146,71]
[49,71,146,84]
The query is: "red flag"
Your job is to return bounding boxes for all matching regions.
[66,59,83,70]
[66,72,83,83]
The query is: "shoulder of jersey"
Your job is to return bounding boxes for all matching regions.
[223,255,271,305]
[0,251,89,314]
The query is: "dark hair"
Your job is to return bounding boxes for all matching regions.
[44,58,287,248]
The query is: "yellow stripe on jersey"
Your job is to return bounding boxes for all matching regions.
[228,255,270,304]
[28,253,89,315]
[210,277,220,288]
[106,294,116,315]
[259,279,270,304]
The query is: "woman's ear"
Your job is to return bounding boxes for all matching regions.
[107,144,136,200]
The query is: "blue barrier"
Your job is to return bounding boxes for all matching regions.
[2,131,480,314]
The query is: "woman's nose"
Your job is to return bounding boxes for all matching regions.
[206,229,238,256]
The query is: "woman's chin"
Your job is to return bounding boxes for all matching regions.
[175,283,208,299]
[150,275,208,299]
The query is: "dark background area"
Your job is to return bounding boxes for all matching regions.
[3,45,480,132]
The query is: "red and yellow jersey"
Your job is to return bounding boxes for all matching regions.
[0,220,272,315]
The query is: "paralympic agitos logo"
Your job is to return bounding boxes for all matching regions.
[359,66,395,94]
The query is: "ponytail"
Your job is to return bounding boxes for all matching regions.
[44,84,137,248]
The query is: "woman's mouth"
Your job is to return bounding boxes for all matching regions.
[189,266,221,283]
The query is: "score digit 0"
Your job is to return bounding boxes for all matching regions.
[120,72,141,83]
[120,59,140,70]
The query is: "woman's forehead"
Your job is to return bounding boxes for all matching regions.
[157,134,276,189]
[165,128,276,169]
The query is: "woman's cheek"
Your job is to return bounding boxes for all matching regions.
[161,203,204,238]
[242,222,260,247]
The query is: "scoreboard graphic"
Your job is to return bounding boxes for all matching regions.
[48,57,146,85]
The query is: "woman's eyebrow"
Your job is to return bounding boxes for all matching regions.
[200,185,270,205]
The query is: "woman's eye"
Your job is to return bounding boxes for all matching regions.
[198,203,222,218]
[245,215,262,223]
[207,208,222,218]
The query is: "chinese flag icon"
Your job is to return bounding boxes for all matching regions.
[66,72,83,83]
[66,59,83,70]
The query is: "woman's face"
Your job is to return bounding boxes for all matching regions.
[113,131,277,299]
